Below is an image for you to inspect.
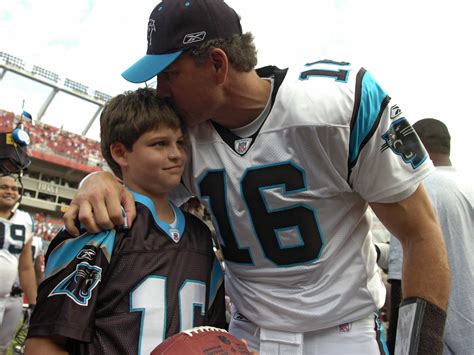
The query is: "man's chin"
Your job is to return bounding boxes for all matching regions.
[0,203,16,210]
[183,114,207,128]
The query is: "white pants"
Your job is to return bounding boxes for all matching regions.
[0,296,23,355]
[229,308,388,355]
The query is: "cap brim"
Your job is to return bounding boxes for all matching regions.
[121,51,183,84]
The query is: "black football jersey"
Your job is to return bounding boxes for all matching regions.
[27,192,226,355]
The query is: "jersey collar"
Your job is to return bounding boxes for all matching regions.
[131,191,185,243]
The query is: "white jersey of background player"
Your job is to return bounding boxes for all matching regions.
[0,175,35,355]
[0,206,34,296]
[30,235,43,262]
[179,60,433,334]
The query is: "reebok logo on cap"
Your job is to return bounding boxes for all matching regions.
[147,20,156,46]
[183,31,207,44]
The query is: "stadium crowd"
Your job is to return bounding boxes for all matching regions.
[1,110,106,168]
[32,213,61,244]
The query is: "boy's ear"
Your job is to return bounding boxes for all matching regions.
[110,143,129,168]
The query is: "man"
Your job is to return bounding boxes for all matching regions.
[388,118,474,355]
[0,175,36,355]
[64,1,450,353]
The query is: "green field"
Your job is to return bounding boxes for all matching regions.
[6,321,26,355]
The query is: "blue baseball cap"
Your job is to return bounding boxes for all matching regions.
[122,0,242,84]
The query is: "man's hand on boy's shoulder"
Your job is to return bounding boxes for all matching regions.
[64,171,136,236]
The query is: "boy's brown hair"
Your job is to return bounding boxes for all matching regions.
[100,88,183,178]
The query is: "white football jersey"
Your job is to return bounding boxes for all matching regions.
[0,209,34,296]
[180,60,433,332]
[31,235,44,261]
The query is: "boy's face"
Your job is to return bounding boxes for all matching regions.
[120,126,187,197]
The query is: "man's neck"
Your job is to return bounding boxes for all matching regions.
[0,208,13,219]
[429,153,452,167]
[213,70,272,129]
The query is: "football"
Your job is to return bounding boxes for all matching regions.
[151,326,252,354]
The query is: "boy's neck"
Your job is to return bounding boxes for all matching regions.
[125,185,175,224]
[154,201,175,225]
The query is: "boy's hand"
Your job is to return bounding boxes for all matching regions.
[63,171,136,236]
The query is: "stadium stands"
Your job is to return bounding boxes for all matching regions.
[1,52,113,244]
[1,109,106,169]
[1,108,106,242]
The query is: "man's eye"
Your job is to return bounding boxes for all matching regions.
[162,71,176,80]
[164,71,178,80]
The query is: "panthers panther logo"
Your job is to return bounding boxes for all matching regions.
[381,117,427,169]
[49,261,102,306]
[147,19,156,47]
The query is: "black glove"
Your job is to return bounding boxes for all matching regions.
[395,297,446,355]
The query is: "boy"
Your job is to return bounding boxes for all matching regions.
[24,88,226,354]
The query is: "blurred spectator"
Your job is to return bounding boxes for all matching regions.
[368,209,391,335]
[388,118,474,355]
[30,236,45,287]
[32,213,61,245]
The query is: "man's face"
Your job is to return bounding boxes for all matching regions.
[0,175,20,210]
[155,54,220,127]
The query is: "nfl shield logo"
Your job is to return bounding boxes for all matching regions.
[170,229,180,243]
[338,322,352,332]
[234,138,252,155]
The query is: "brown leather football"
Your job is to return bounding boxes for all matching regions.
[150,326,252,355]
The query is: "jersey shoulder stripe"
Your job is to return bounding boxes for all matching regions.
[45,229,116,279]
[348,69,390,179]
[208,258,224,309]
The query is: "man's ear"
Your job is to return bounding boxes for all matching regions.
[209,48,228,84]
[110,143,129,168]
